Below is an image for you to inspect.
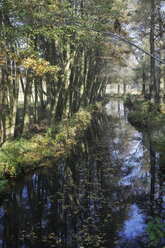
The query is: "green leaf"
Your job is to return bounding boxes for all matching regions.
[20,11,26,16]
[149,231,155,240]
[155,217,160,223]
[107,5,112,9]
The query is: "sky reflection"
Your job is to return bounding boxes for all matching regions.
[0,99,164,248]
[118,204,147,247]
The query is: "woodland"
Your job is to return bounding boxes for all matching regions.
[0,0,165,143]
[0,1,165,247]
[0,0,165,184]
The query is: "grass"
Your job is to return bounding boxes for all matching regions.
[0,103,102,194]
[124,96,165,131]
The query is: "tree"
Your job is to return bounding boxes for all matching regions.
[0,0,129,143]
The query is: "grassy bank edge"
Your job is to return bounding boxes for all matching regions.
[0,102,104,196]
[124,94,165,174]
[124,94,165,132]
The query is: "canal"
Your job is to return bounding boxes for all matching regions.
[0,99,164,247]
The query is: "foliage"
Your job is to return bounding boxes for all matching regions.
[146,216,165,247]
[0,179,8,192]
[22,55,60,78]
[0,138,32,177]
[123,93,132,106]
[126,98,165,130]
[0,104,103,193]
[0,0,131,147]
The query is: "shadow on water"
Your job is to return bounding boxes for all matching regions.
[0,99,164,248]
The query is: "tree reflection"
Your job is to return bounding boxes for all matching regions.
[0,99,164,247]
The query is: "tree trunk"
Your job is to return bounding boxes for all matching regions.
[8,63,19,138]
[149,0,157,102]
[22,74,32,134]
[142,64,147,98]
[123,80,126,95]
[34,79,38,123]
[158,2,165,109]
[0,66,3,143]
[118,83,120,96]
[0,68,7,143]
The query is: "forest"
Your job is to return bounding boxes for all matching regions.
[0,0,165,247]
[0,0,165,142]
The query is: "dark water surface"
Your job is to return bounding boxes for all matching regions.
[0,99,164,248]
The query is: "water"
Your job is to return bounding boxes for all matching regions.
[0,99,164,248]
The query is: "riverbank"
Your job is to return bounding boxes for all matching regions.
[0,103,103,196]
[124,95,165,178]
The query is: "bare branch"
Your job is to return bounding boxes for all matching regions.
[66,21,165,65]
[82,26,165,64]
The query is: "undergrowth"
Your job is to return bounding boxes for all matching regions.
[125,96,165,131]
[146,216,165,247]
[0,103,102,194]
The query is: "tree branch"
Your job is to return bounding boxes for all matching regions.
[32,13,165,64]
[69,22,165,65]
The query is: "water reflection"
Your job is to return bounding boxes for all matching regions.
[119,204,146,239]
[0,99,164,248]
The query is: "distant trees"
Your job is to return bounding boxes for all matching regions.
[129,0,165,106]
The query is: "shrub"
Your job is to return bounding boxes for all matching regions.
[146,216,165,247]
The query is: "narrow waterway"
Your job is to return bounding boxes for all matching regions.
[0,99,164,248]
